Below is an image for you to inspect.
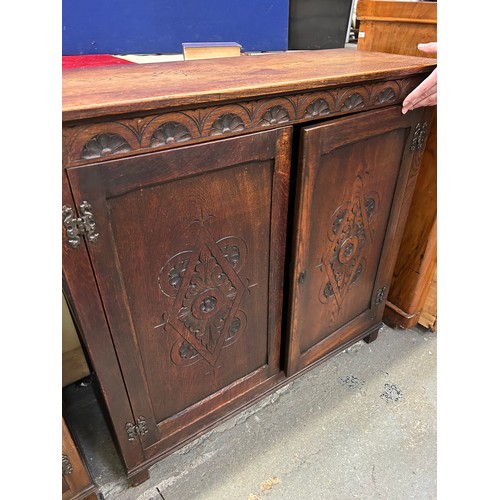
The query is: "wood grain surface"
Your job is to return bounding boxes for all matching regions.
[62,49,436,121]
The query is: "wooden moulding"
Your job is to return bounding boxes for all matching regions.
[356,0,437,25]
[62,76,428,168]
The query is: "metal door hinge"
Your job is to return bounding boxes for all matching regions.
[62,201,100,248]
[410,122,428,151]
[125,416,148,441]
[62,454,73,475]
[375,286,387,306]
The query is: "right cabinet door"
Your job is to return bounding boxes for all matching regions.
[286,105,428,375]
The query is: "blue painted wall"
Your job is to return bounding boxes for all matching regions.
[62,0,289,55]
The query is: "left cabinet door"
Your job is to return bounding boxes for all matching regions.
[65,128,291,469]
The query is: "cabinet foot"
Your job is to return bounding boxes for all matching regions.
[128,468,150,487]
[363,331,378,343]
[363,328,380,344]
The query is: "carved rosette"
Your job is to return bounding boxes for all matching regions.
[320,177,378,308]
[158,223,249,367]
[210,113,245,136]
[259,105,290,126]
[150,121,192,147]
[339,92,365,112]
[81,133,132,159]
[303,98,330,119]
[375,88,396,105]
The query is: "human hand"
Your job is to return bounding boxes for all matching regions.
[401,42,437,114]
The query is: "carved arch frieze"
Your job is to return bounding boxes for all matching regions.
[398,77,421,100]
[80,133,132,160]
[62,77,425,167]
[371,81,399,106]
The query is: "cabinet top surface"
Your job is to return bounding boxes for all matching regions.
[62,48,436,122]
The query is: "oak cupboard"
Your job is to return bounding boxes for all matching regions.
[62,49,436,484]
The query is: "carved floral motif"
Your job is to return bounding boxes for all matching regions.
[81,133,131,159]
[340,93,365,111]
[210,113,245,135]
[259,105,290,126]
[303,98,330,118]
[411,122,428,151]
[150,122,192,147]
[375,88,396,104]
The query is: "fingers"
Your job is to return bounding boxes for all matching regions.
[402,86,437,114]
[401,41,437,113]
[401,68,437,114]
[417,42,437,55]
[402,88,437,113]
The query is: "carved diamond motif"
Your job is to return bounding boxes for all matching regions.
[322,179,377,308]
[163,224,246,366]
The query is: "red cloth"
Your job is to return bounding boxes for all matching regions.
[62,54,136,70]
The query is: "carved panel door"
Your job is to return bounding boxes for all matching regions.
[286,106,427,375]
[65,128,291,461]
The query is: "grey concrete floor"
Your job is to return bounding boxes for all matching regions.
[63,323,436,500]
